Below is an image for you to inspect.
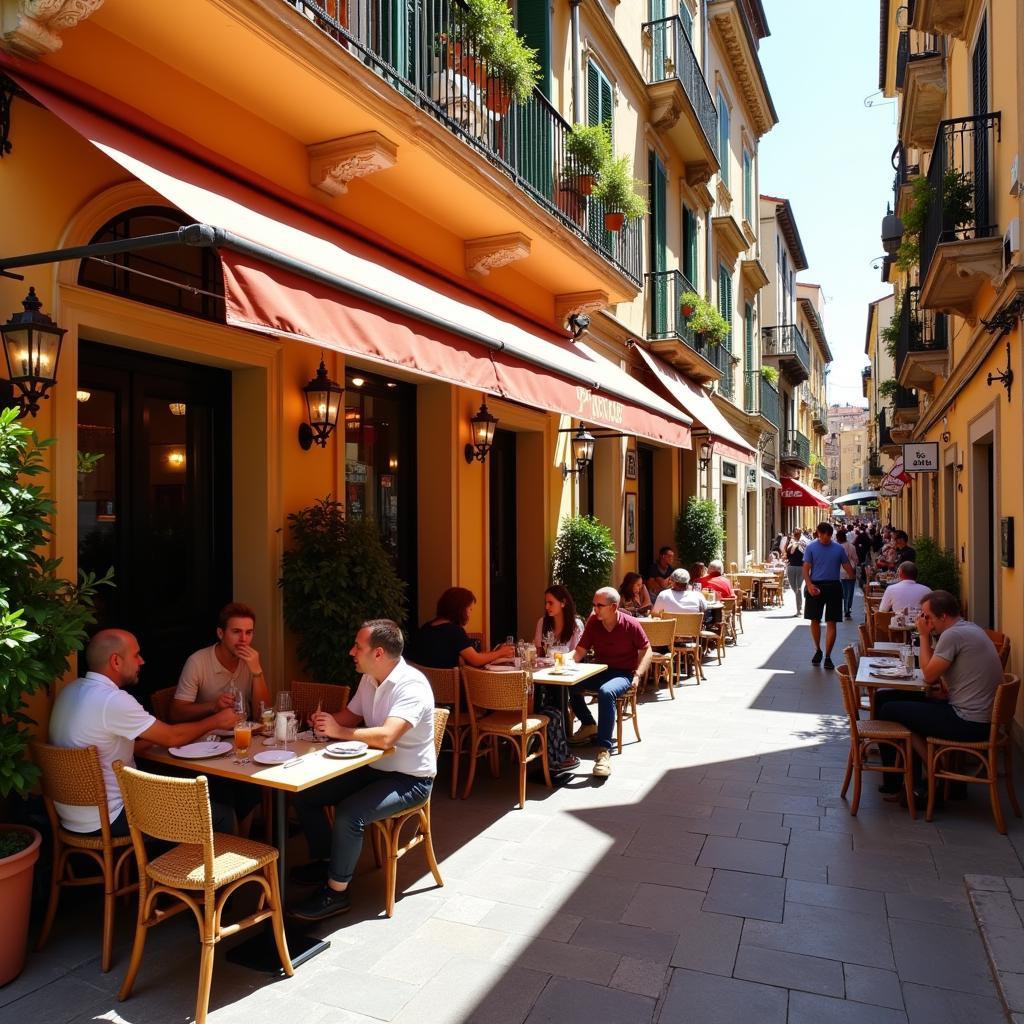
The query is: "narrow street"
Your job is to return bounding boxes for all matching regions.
[7,589,1020,1024]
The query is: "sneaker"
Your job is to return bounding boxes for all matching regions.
[290,884,351,921]
[844,612,853,620]
[569,723,598,746]
[823,657,835,671]
[289,860,329,887]
[551,754,581,772]
[592,748,611,777]
[811,650,823,665]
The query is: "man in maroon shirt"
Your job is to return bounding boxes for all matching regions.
[698,560,734,600]
[568,587,651,778]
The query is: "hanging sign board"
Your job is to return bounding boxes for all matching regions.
[903,442,939,472]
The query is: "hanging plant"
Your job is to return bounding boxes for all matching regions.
[679,290,729,345]
[593,155,648,232]
[759,365,779,385]
[565,123,612,195]
[455,0,540,108]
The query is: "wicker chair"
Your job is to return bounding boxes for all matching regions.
[149,686,176,721]
[31,743,137,973]
[461,667,551,807]
[112,763,292,1023]
[870,609,893,645]
[369,708,449,916]
[842,645,874,717]
[926,675,1022,833]
[721,597,739,644]
[857,624,889,659]
[291,681,351,726]
[984,629,1011,670]
[836,666,915,818]
[638,617,676,698]
[736,574,756,609]
[409,664,468,798]
[664,611,705,683]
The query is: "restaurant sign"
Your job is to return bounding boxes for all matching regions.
[902,442,939,472]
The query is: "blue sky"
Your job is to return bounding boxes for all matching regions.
[757,0,896,408]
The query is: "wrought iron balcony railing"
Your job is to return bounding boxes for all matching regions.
[285,0,643,284]
[894,384,918,410]
[781,429,810,466]
[761,324,811,380]
[878,409,894,448]
[743,370,780,429]
[894,23,942,90]
[718,362,735,401]
[919,112,1001,285]
[647,270,730,375]
[896,285,948,372]
[642,15,717,151]
[868,449,883,477]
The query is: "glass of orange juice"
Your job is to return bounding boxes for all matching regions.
[233,721,253,764]
[553,650,565,669]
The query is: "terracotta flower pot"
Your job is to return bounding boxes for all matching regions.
[0,825,41,985]
[451,41,487,87]
[681,303,695,319]
[486,79,512,116]
[604,211,625,232]
[578,173,595,196]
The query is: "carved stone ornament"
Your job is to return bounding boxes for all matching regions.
[554,290,610,325]
[307,132,398,197]
[0,0,105,58]
[464,233,531,278]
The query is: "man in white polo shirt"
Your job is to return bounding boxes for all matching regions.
[290,619,436,921]
[48,630,239,836]
[878,562,931,614]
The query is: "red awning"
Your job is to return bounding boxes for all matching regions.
[779,477,832,509]
[633,346,756,463]
[4,58,692,449]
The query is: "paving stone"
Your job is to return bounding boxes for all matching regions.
[669,909,743,976]
[733,944,843,996]
[999,970,1024,1013]
[785,880,887,920]
[503,936,620,985]
[890,918,995,996]
[901,982,1007,1023]
[1006,877,1024,900]
[702,869,786,921]
[971,888,1024,930]
[658,968,787,1024]
[843,964,904,1010]
[737,820,791,844]
[570,918,677,963]
[477,903,581,942]
[787,991,908,1024]
[620,882,705,932]
[695,835,786,876]
[524,977,654,1024]
[981,926,1024,973]
[609,957,669,999]
[883,893,975,929]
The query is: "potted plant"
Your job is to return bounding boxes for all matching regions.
[878,378,898,406]
[674,497,724,566]
[565,123,612,196]
[551,514,616,613]
[593,155,648,232]
[280,497,407,686]
[679,291,730,345]
[760,365,779,386]
[0,407,112,984]
[912,535,960,597]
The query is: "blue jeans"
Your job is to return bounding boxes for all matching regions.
[293,767,433,884]
[569,668,633,751]
[841,578,856,615]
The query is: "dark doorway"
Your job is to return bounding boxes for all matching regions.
[637,445,655,571]
[489,429,518,643]
[77,342,232,696]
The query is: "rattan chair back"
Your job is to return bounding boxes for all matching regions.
[843,644,859,681]
[149,686,176,721]
[638,617,676,648]
[836,666,861,731]
[292,681,350,724]
[871,609,893,644]
[413,664,461,706]
[33,742,109,813]
[461,666,530,714]
[665,611,704,642]
[989,676,1021,740]
[115,763,215,854]
[432,707,450,756]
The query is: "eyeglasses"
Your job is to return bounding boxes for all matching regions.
[592,602,611,608]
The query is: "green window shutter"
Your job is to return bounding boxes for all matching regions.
[649,151,667,274]
[742,150,753,222]
[587,60,613,140]
[719,265,733,345]
[517,0,551,101]
[679,4,693,38]
[682,206,698,287]
[744,303,754,366]
[717,89,730,187]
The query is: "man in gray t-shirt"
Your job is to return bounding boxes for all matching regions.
[925,612,1003,722]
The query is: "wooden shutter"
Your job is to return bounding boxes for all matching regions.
[649,151,667,274]
[682,206,698,287]
[517,0,551,101]
[717,90,730,187]
[719,264,733,341]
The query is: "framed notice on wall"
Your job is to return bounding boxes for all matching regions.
[1002,517,1014,568]
[624,493,637,552]
[624,449,638,480]
[903,442,939,472]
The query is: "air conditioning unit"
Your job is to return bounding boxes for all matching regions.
[1004,219,1020,272]
[1010,155,1021,198]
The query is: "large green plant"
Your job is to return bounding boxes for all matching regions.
[456,0,540,103]
[0,408,112,798]
[896,170,975,271]
[566,123,612,175]
[280,498,407,685]
[593,155,648,221]
[760,365,779,385]
[681,291,730,346]
[675,497,724,567]
[912,535,960,599]
[551,514,617,612]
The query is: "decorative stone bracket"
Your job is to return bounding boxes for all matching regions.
[464,233,531,278]
[307,132,398,197]
[0,0,105,58]
[554,290,610,327]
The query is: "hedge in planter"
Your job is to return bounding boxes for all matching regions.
[551,514,617,612]
[675,497,724,567]
[280,497,407,686]
[912,535,960,598]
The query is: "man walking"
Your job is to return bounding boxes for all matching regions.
[802,522,851,670]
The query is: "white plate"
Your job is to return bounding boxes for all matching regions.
[252,749,300,766]
[869,659,901,668]
[325,741,368,758]
[169,741,232,759]
[872,667,912,678]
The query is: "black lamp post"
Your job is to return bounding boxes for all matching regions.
[298,359,344,449]
[0,288,66,417]
[464,400,498,463]
[562,425,595,479]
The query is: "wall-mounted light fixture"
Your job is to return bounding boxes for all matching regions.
[0,287,66,417]
[697,437,714,472]
[76,389,91,403]
[561,425,595,479]
[299,358,344,450]
[169,402,186,416]
[566,312,591,341]
[464,400,498,463]
[166,448,186,470]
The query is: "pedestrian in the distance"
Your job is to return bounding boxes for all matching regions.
[802,522,851,670]
[785,529,806,616]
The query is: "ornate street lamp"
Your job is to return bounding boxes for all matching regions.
[464,400,498,463]
[562,425,595,479]
[298,358,345,449]
[0,288,66,417]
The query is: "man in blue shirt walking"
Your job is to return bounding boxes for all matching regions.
[802,521,851,670]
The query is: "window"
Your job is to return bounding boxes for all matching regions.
[682,206,698,286]
[718,264,733,347]
[742,149,753,223]
[717,88,730,187]
[587,60,614,138]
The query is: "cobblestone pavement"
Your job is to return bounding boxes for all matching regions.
[6,587,1023,1023]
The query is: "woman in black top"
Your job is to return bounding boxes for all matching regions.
[409,587,513,668]
[785,530,806,616]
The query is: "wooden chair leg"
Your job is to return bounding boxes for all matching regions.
[267,865,294,975]
[35,844,63,952]
[631,691,641,743]
[616,701,624,754]
[102,881,116,974]
[448,726,461,800]
[195,938,216,1024]
[990,773,1007,835]
[118,892,151,1001]
[539,733,553,790]
[1004,745,1022,817]
[517,740,527,809]
[384,827,398,917]
[840,750,853,799]
[420,805,444,886]
[902,739,916,820]
[461,731,482,800]
[925,746,938,822]
[850,745,862,815]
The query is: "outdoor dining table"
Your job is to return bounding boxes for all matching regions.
[142,737,393,970]
[854,657,927,693]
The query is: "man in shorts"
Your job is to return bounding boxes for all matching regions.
[802,521,851,671]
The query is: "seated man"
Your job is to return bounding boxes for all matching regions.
[171,602,271,722]
[876,590,1003,805]
[698,560,734,600]
[48,630,239,836]
[878,561,931,613]
[653,569,708,618]
[568,588,651,779]
[290,619,436,921]
[645,546,675,598]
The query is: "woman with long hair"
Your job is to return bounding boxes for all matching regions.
[533,584,585,649]
[616,572,652,618]
[785,530,806,616]
[408,587,513,668]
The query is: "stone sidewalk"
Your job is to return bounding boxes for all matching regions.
[5,588,1023,1023]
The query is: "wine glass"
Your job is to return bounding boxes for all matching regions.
[275,691,292,714]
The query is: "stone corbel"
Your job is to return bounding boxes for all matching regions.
[464,233,531,278]
[554,290,610,328]
[1,0,105,58]
[307,132,398,197]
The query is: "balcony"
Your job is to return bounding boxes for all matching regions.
[892,144,921,218]
[812,462,827,487]
[647,270,727,382]
[912,0,972,40]
[761,324,810,384]
[643,15,719,186]
[862,365,872,399]
[897,31,945,151]
[892,384,920,427]
[919,113,1003,320]
[896,285,948,389]
[878,411,900,456]
[780,430,811,469]
[284,0,643,286]
[811,399,828,435]
[743,370,780,430]
[868,449,884,479]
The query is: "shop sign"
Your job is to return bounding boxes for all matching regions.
[903,442,938,472]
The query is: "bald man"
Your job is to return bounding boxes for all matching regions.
[48,629,239,836]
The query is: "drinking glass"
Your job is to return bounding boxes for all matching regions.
[504,635,515,652]
[260,702,276,744]
[233,721,252,764]
[275,691,292,715]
